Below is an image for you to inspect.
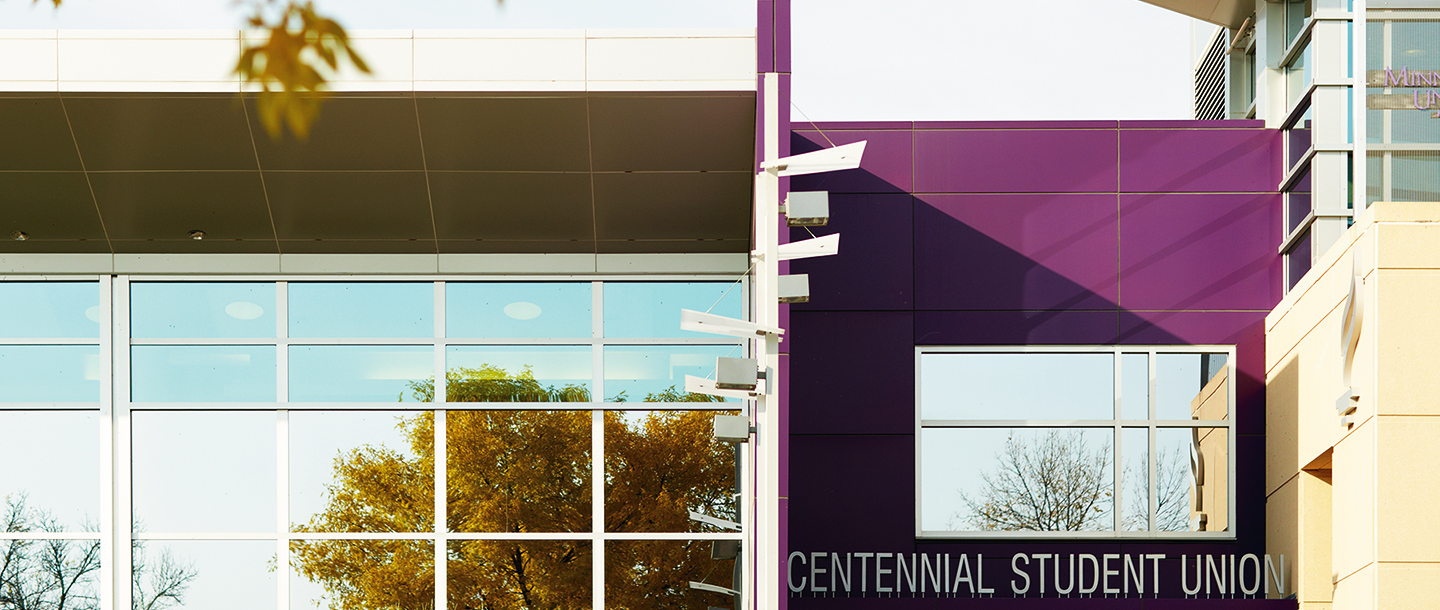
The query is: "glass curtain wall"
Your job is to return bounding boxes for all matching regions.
[1365,13,1440,206]
[3,278,750,610]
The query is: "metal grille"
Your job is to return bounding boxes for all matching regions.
[1195,28,1229,120]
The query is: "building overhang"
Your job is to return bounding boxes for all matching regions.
[1136,0,1251,29]
[0,29,758,256]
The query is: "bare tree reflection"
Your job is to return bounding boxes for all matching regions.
[956,431,1113,531]
[291,365,737,610]
[1122,445,1190,532]
[1,497,195,610]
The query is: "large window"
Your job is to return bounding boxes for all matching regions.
[1,278,749,610]
[916,347,1235,539]
[1365,16,1440,206]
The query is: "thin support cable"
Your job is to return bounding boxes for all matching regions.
[790,100,836,148]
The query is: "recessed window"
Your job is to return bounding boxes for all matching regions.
[917,347,1234,539]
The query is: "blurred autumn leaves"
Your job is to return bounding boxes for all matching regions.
[290,366,739,610]
[30,0,399,139]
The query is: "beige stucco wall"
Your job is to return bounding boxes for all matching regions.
[1265,202,1440,609]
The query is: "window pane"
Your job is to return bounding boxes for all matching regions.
[291,540,433,610]
[1287,230,1313,291]
[132,411,276,533]
[1286,165,1312,235]
[136,541,275,610]
[446,347,592,402]
[131,346,276,402]
[0,539,100,605]
[1286,105,1312,171]
[1158,428,1229,532]
[604,345,741,403]
[0,345,100,402]
[0,282,99,338]
[606,540,733,609]
[1392,152,1440,202]
[449,541,590,610]
[919,353,1114,420]
[603,282,742,338]
[921,427,1114,532]
[289,345,433,403]
[0,411,99,531]
[1155,353,1230,420]
[289,283,433,338]
[289,411,431,532]
[1120,353,1149,420]
[446,410,590,533]
[447,282,591,338]
[605,410,739,533]
[1121,427,1150,531]
[131,282,275,339]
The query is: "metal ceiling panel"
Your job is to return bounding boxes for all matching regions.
[64,96,256,171]
[251,97,425,171]
[592,172,751,241]
[416,96,591,172]
[588,94,757,172]
[0,172,104,240]
[263,172,434,240]
[0,97,83,171]
[88,172,273,240]
[428,172,594,241]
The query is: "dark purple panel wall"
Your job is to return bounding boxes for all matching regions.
[784,121,1288,607]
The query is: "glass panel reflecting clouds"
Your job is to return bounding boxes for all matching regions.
[603,283,741,338]
[292,540,433,610]
[289,283,433,338]
[1121,353,1149,420]
[606,540,732,609]
[447,410,590,533]
[604,345,741,403]
[131,282,275,339]
[1155,353,1229,420]
[0,411,99,532]
[920,353,1114,420]
[921,427,1114,532]
[131,346,277,403]
[447,347,591,402]
[290,345,433,403]
[0,345,100,402]
[0,282,99,338]
[136,541,275,610]
[605,410,738,533]
[0,539,100,607]
[132,411,276,533]
[449,541,590,610]
[447,282,591,338]
[290,411,431,532]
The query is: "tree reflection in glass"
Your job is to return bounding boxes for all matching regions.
[289,365,738,609]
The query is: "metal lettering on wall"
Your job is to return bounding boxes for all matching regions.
[1366,67,1440,112]
[786,551,1286,599]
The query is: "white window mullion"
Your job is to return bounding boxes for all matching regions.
[277,410,290,610]
[1148,351,1159,533]
[98,276,115,610]
[111,276,132,610]
[434,281,447,610]
[591,281,605,610]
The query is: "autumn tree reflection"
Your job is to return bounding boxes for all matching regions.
[291,365,738,610]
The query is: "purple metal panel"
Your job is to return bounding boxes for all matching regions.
[791,129,913,193]
[775,0,791,74]
[788,435,917,549]
[915,194,1119,310]
[915,120,1120,130]
[1120,119,1267,129]
[789,194,913,311]
[806,121,916,130]
[915,311,1121,345]
[789,312,914,435]
[757,0,775,73]
[1118,193,1281,311]
[779,352,789,494]
[1119,128,1279,193]
[914,129,1119,193]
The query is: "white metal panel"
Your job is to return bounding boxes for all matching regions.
[586,36,755,83]
[0,37,57,83]
[596,253,749,274]
[413,36,586,83]
[279,253,440,274]
[59,36,239,86]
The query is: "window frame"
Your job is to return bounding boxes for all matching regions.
[914,345,1238,541]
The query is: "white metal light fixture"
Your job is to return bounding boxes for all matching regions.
[760,141,866,177]
[712,414,753,443]
[783,191,829,226]
[777,234,839,261]
[689,510,741,531]
[715,357,759,391]
[777,275,809,303]
[685,375,755,401]
[689,581,741,597]
[680,309,784,339]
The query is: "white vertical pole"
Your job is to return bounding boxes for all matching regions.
[277,281,290,610]
[99,277,114,610]
[1353,0,1367,214]
[755,71,782,610]
[434,281,447,610]
[112,276,132,610]
[591,281,605,610]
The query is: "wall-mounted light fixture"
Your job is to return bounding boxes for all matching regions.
[10,231,27,241]
[778,275,810,303]
[783,191,830,227]
[188,230,206,240]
